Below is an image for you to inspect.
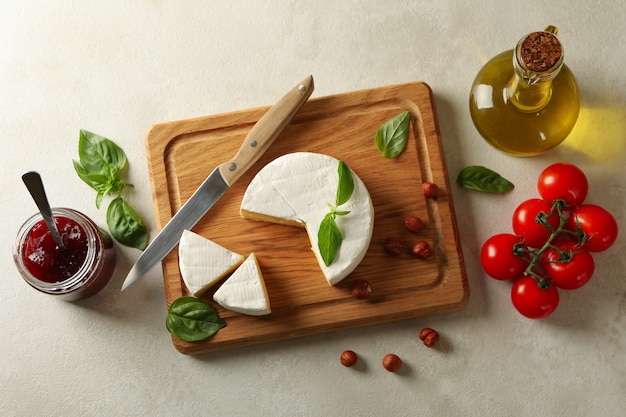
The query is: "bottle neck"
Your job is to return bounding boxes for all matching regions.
[507,29,564,113]
[507,72,554,113]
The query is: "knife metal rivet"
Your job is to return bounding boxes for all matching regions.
[298,84,307,92]
[250,140,257,148]
[229,163,237,171]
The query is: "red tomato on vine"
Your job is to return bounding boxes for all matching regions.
[537,162,588,206]
[541,240,594,290]
[481,234,528,280]
[567,204,618,252]
[512,199,559,249]
[511,276,559,319]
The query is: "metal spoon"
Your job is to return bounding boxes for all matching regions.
[22,171,65,250]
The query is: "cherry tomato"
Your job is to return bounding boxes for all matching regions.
[537,162,588,206]
[512,199,560,249]
[567,204,618,252]
[510,276,559,319]
[480,234,527,280]
[541,240,594,290]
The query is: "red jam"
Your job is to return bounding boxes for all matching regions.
[14,208,116,300]
[22,217,88,283]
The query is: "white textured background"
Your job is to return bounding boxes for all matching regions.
[1,1,625,416]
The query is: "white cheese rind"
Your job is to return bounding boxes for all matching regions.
[213,253,271,316]
[178,229,244,296]
[240,152,374,285]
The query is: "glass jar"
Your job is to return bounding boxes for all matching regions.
[469,26,580,156]
[13,208,116,301]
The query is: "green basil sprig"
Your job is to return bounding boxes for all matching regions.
[457,165,514,193]
[374,111,410,158]
[318,161,354,266]
[73,130,149,249]
[73,131,129,209]
[166,296,226,342]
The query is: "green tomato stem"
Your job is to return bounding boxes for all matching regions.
[520,199,583,289]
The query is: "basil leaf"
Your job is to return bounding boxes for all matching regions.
[318,213,343,267]
[166,296,226,342]
[106,197,149,250]
[317,160,356,266]
[73,160,108,191]
[95,191,106,210]
[336,161,354,206]
[374,111,410,158]
[78,130,128,175]
[102,163,130,188]
[74,160,128,207]
[457,166,514,193]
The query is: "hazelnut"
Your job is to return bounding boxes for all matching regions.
[384,237,404,257]
[382,353,402,372]
[411,241,432,259]
[351,279,372,300]
[340,350,358,367]
[404,216,424,233]
[419,327,440,347]
[422,182,439,199]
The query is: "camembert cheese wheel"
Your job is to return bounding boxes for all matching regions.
[213,253,271,316]
[240,152,374,285]
[178,229,244,296]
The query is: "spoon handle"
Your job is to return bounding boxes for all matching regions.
[22,171,66,250]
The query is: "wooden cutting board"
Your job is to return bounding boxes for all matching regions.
[145,81,468,354]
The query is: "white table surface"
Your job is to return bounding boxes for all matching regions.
[2,1,625,416]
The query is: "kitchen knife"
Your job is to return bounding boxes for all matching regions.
[121,75,314,291]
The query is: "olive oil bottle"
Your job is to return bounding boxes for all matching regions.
[469,26,579,156]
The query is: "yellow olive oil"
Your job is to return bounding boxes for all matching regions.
[469,50,579,156]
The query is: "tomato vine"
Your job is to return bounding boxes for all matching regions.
[480,162,618,319]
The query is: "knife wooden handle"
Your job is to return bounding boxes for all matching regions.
[218,75,314,186]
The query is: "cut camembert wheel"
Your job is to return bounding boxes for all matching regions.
[213,253,271,316]
[240,152,374,285]
[178,229,244,296]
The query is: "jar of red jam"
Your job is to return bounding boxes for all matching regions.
[13,208,116,301]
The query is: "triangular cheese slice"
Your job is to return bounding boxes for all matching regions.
[213,253,271,316]
[178,230,244,296]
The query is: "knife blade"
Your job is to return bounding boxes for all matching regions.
[121,75,314,291]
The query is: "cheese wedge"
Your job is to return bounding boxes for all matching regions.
[213,253,271,316]
[240,152,374,285]
[178,229,244,296]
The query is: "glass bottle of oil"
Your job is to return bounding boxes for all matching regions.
[469,26,579,156]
